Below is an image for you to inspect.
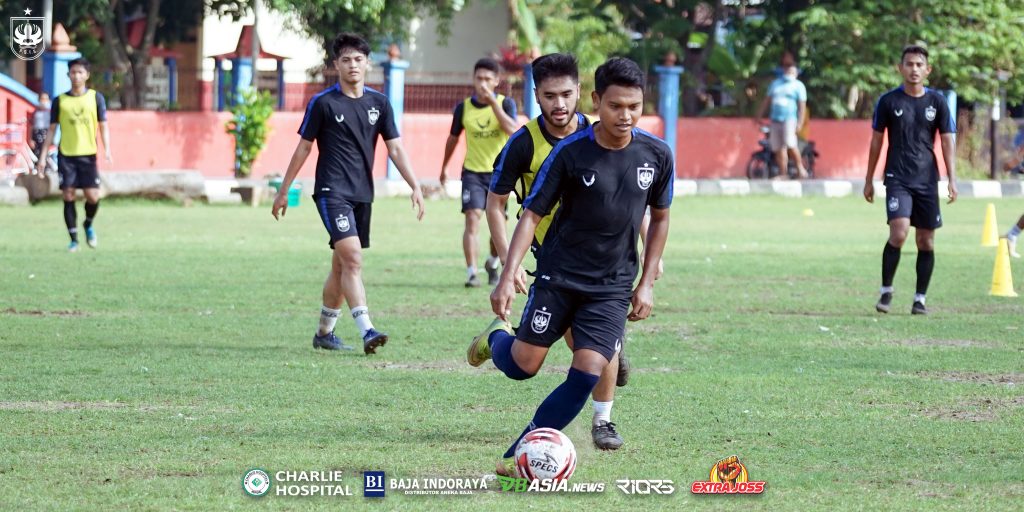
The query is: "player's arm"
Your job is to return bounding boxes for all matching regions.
[486,191,510,260]
[384,137,425,220]
[272,138,313,219]
[96,92,111,163]
[630,207,670,322]
[491,97,519,136]
[35,123,57,174]
[864,131,884,203]
[797,100,807,132]
[487,130,529,265]
[440,103,463,187]
[941,133,957,203]
[638,210,663,280]
[754,90,770,124]
[491,210,540,320]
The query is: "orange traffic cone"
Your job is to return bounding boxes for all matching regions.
[990,238,1018,297]
[981,203,999,247]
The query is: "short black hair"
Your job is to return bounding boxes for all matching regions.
[594,57,644,96]
[532,53,578,86]
[473,58,501,76]
[332,33,370,59]
[901,45,929,63]
[68,57,90,71]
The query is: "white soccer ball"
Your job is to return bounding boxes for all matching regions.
[514,427,577,481]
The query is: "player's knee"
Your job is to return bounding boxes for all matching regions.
[334,248,362,272]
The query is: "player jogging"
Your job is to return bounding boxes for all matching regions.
[470,57,672,475]
[272,33,425,353]
[864,44,957,315]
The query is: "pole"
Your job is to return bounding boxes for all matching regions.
[251,0,259,91]
[991,94,1001,179]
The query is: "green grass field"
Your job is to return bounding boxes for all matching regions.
[2,195,1022,511]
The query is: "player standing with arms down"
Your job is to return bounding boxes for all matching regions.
[473,57,672,474]
[36,58,112,252]
[439,58,518,287]
[864,45,957,315]
[272,33,425,353]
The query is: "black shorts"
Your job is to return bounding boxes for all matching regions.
[515,284,629,362]
[885,181,942,229]
[461,170,491,212]
[315,195,372,249]
[57,154,100,189]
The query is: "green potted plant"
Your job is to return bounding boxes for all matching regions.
[225,89,274,205]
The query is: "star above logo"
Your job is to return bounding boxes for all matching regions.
[24,8,32,15]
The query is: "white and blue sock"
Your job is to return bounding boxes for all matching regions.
[318,305,341,336]
[351,306,374,337]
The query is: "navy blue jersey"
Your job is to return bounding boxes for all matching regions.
[524,124,674,297]
[872,86,954,187]
[298,85,399,202]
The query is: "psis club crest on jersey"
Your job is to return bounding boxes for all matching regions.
[925,105,937,122]
[368,107,380,125]
[637,163,655,190]
[531,307,551,334]
[888,196,899,212]
[10,12,45,61]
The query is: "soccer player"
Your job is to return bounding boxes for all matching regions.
[471,57,672,475]
[864,45,957,315]
[1007,214,1024,258]
[474,53,646,451]
[439,58,518,287]
[272,33,425,353]
[36,58,112,252]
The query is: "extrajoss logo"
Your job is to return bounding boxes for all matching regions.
[691,455,766,494]
[363,471,385,498]
[242,469,272,497]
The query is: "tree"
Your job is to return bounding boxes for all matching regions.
[513,0,631,111]
[262,0,462,61]
[794,0,1024,118]
[605,0,729,116]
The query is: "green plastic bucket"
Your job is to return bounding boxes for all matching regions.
[269,178,302,207]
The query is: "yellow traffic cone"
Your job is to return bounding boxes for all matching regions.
[981,203,999,247]
[990,238,1018,297]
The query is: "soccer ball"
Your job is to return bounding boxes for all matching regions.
[514,428,577,481]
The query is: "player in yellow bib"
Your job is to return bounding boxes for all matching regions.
[440,58,519,288]
[37,58,112,252]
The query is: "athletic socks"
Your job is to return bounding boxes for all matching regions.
[83,201,99,230]
[63,200,77,242]
[1009,224,1022,239]
[916,250,934,296]
[503,368,601,458]
[914,293,927,305]
[318,305,341,336]
[351,306,374,337]
[882,242,901,287]
[593,400,613,425]
[485,256,500,270]
[489,330,532,380]
[467,266,477,280]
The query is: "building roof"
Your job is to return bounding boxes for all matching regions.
[210,25,286,60]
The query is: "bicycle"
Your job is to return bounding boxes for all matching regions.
[1,121,56,203]
[746,125,818,179]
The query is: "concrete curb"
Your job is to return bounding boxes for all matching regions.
[3,175,1023,206]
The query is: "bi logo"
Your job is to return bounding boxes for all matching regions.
[363,471,385,498]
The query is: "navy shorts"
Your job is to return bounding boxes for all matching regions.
[461,170,491,212]
[885,181,942,229]
[57,154,100,189]
[515,284,629,362]
[315,195,372,249]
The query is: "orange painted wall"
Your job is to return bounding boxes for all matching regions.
[88,111,948,180]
